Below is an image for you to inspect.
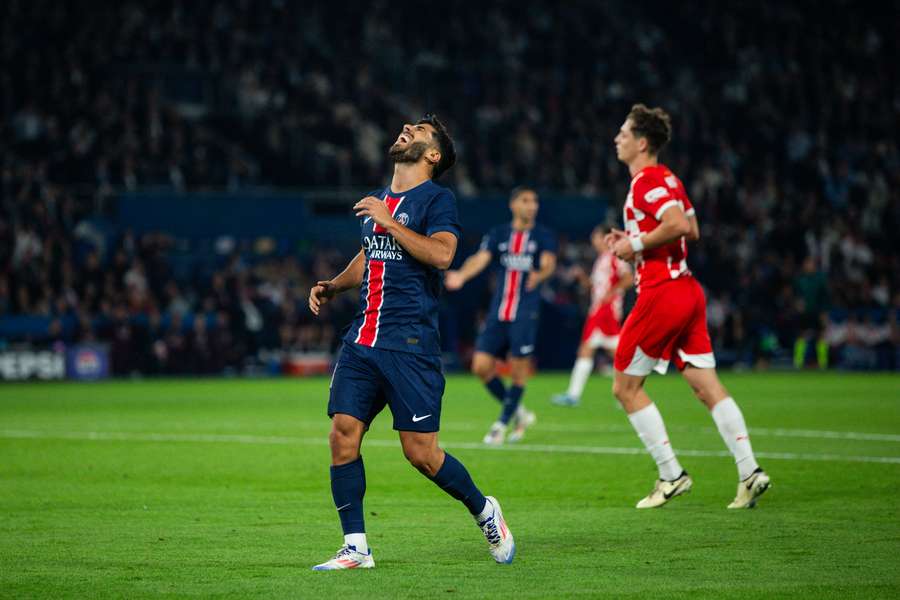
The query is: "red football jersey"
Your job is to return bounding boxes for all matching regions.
[623,164,695,292]
[590,250,630,312]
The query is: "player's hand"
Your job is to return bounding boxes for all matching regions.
[309,280,337,315]
[612,237,636,262]
[604,228,627,251]
[526,271,541,291]
[444,270,465,291]
[353,196,394,229]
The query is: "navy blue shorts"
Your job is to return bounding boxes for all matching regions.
[328,342,444,432]
[475,316,538,358]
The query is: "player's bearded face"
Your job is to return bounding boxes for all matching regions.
[389,140,430,164]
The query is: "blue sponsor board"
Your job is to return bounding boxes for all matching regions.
[65,344,110,380]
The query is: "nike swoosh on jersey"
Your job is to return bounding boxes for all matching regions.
[411,414,432,423]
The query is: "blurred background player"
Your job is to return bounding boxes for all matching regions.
[308,115,515,570]
[445,187,557,444]
[552,224,633,407]
[607,104,771,509]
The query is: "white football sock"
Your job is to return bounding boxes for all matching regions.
[566,357,594,399]
[344,533,368,554]
[711,397,760,480]
[627,403,684,481]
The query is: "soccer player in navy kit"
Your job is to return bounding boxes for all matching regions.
[445,188,557,444]
[308,115,515,570]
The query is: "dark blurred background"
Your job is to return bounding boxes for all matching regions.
[1,0,898,380]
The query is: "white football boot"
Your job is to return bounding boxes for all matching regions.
[727,468,771,509]
[483,421,506,445]
[477,496,516,564]
[636,471,693,508]
[551,392,579,407]
[311,544,374,571]
[506,406,536,442]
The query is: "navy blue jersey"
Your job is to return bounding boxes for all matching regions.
[480,223,558,322]
[343,180,461,355]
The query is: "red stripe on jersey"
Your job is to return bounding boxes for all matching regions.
[503,271,521,321]
[373,196,404,233]
[355,260,385,346]
[499,230,527,322]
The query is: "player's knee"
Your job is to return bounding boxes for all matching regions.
[471,359,492,380]
[510,370,527,386]
[403,445,438,476]
[328,428,349,453]
[690,384,708,404]
[611,378,636,403]
[329,424,360,461]
[696,383,728,409]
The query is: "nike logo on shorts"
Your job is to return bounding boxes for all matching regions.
[411,414,432,423]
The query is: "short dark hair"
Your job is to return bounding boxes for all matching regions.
[509,186,537,202]
[627,104,672,155]
[417,114,456,179]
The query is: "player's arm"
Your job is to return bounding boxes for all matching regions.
[308,249,365,316]
[526,251,557,290]
[686,214,700,242]
[600,267,634,304]
[611,205,691,262]
[445,249,492,290]
[353,195,457,269]
[391,228,458,270]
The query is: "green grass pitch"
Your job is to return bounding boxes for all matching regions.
[2,372,899,598]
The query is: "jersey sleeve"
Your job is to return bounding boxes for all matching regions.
[479,226,499,254]
[632,175,680,221]
[540,227,559,255]
[666,174,695,217]
[425,189,462,239]
[680,191,695,217]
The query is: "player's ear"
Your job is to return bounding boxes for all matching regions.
[425,147,441,167]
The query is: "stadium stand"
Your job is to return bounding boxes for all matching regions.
[1,0,897,375]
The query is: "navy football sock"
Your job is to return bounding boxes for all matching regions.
[428,452,488,516]
[485,376,507,404]
[331,456,366,535]
[499,385,524,424]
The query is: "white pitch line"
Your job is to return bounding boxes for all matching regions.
[2,429,900,465]
[454,423,900,443]
[152,420,900,443]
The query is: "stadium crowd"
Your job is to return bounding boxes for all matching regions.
[1,0,898,373]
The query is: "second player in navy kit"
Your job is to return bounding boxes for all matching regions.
[445,188,558,444]
[308,115,515,570]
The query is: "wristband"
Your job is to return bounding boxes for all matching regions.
[630,236,645,253]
